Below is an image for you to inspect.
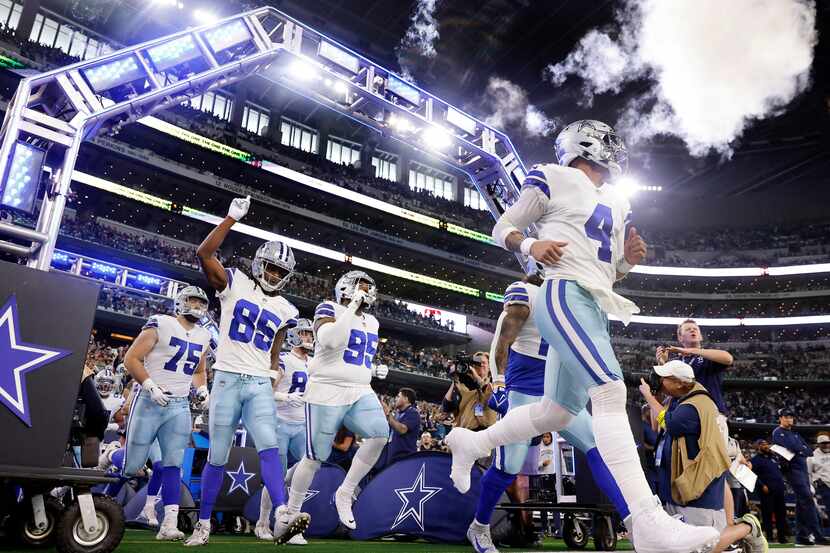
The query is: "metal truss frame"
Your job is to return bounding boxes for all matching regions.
[0,6,530,272]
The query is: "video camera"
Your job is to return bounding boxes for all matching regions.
[449,351,482,389]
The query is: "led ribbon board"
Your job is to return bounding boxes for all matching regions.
[71,170,830,326]
[132,117,830,278]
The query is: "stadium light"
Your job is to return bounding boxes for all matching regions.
[82,55,146,93]
[615,176,640,198]
[192,9,217,24]
[287,59,319,82]
[1,141,45,214]
[422,125,452,151]
[333,80,348,94]
[388,113,415,134]
[146,35,201,71]
[202,19,252,53]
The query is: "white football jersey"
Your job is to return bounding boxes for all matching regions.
[503,281,546,360]
[214,269,299,378]
[275,350,308,423]
[101,394,124,416]
[513,163,639,322]
[142,314,212,397]
[305,301,380,404]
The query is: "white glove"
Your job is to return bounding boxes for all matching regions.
[348,286,368,311]
[274,390,305,403]
[195,385,209,410]
[142,378,169,407]
[227,195,251,221]
[372,364,389,380]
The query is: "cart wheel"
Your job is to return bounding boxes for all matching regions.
[592,515,617,551]
[563,514,589,549]
[55,494,124,553]
[15,497,64,547]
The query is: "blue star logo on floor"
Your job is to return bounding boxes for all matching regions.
[0,295,71,427]
[391,463,441,531]
[226,460,255,495]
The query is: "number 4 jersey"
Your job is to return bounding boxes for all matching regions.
[305,301,380,406]
[215,268,299,379]
[520,163,638,322]
[142,314,212,397]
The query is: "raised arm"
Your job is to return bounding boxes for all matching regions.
[314,289,366,349]
[196,196,250,292]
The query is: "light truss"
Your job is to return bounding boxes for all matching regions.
[0,6,531,271]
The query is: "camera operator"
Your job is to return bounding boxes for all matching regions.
[441,352,497,431]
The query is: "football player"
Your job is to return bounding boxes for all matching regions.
[447,120,720,553]
[255,318,313,544]
[96,368,124,431]
[187,196,309,546]
[283,271,389,532]
[122,285,212,540]
[468,272,628,553]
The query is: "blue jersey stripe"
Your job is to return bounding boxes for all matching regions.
[523,170,550,198]
[504,294,530,303]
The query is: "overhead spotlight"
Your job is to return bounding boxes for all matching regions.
[388,114,414,134]
[192,9,217,24]
[615,176,640,198]
[422,125,452,151]
[333,80,348,94]
[287,59,318,82]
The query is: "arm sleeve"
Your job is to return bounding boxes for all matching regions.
[142,315,160,331]
[492,186,548,249]
[315,304,356,350]
[664,404,701,438]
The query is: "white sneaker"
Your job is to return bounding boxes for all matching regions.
[287,533,307,545]
[156,519,184,541]
[446,428,489,494]
[333,487,357,530]
[467,520,499,553]
[141,501,159,528]
[273,505,311,545]
[739,513,768,553]
[632,497,720,553]
[184,521,210,547]
[254,519,273,540]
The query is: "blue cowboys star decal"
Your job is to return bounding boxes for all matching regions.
[391,463,441,531]
[226,460,255,495]
[0,295,71,427]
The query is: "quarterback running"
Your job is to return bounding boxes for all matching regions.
[447,120,720,553]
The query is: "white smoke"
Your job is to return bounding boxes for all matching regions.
[545,0,817,156]
[397,0,441,81]
[481,77,557,138]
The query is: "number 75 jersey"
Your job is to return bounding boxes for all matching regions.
[307,301,379,389]
[214,268,299,378]
[142,314,212,397]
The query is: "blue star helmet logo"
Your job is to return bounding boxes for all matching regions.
[391,463,441,531]
[226,460,255,495]
[0,295,71,427]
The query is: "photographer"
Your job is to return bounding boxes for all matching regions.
[441,352,497,431]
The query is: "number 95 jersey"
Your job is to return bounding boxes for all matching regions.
[143,314,212,397]
[214,268,299,379]
[305,301,379,404]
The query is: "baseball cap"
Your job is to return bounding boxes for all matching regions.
[817,435,829,444]
[653,360,695,382]
[753,438,768,447]
[777,407,794,417]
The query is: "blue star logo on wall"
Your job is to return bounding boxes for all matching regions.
[226,460,255,495]
[391,463,441,531]
[0,295,71,427]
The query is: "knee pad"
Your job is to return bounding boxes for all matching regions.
[355,436,386,460]
[530,397,573,433]
[588,380,627,416]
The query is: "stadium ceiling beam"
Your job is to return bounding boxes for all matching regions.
[0,6,532,272]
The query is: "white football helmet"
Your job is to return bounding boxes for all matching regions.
[334,270,377,308]
[95,369,115,398]
[174,285,209,320]
[554,119,628,178]
[287,318,314,350]
[252,240,295,292]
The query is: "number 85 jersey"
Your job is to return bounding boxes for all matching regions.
[305,301,379,404]
[215,268,299,379]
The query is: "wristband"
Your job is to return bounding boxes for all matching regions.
[493,374,505,387]
[520,237,537,256]
[618,259,635,274]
